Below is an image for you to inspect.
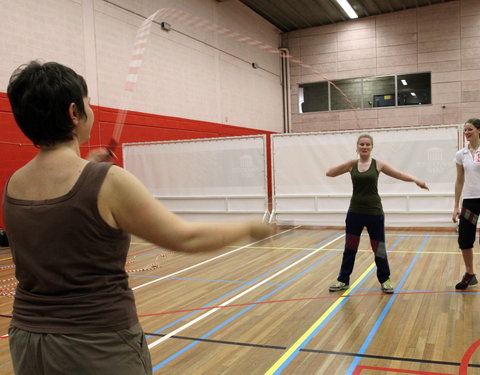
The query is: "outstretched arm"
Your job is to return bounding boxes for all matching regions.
[326,160,356,177]
[98,166,273,253]
[377,160,429,190]
[452,163,464,223]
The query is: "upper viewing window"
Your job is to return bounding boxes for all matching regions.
[397,73,431,106]
[299,73,431,113]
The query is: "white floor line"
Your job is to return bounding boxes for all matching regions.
[133,226,300,291]
[147,233,345,349]
[0,228,301,340]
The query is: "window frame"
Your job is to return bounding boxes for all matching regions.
[299,72,431,113]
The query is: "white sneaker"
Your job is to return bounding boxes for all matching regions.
[329,281,349,292]
[381,279,394,294]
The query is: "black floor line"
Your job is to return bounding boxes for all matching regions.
[145,332,480,368]
[146,332,287,350]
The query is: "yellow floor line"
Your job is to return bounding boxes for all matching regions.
[238,246,471,255]
[265,262,376,375]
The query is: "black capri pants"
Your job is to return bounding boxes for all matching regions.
[458,198,480,250]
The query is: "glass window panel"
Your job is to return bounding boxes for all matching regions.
[299,82,329,113]
[331,78,362,111]
[363,76,395,108]
[397,73,431,106]
[298,72,431,114]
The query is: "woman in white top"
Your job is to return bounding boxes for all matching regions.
[453,118,480,290]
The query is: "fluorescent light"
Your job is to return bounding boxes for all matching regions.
[160,22,171,31]
[401,79,407,86]
[335,0,358,19]
[411,92,416,96]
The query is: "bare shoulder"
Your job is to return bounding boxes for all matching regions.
[6,166,26,188]
[105,164,130,181]
[374,159,386,171]
[326,159,356,177]
[341,159,357,169]
[103,164,145,193]
[4,168,26,197]
[7,159,88,199]
[375,159,403,177]
[344,159,357,171]
[99,164,157,224]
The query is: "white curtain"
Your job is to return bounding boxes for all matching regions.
[271,125,460,226]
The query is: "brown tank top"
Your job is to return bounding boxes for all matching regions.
[2,162,138,333]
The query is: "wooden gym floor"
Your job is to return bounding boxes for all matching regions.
[1,227,479,374]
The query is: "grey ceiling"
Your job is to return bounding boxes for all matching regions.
[229,0,456,32]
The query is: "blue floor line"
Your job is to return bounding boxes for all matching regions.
[345,234,429,375]
[271,235,405,374]
[145,232,342,339]
[153,244,341,371]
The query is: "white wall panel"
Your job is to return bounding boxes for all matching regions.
[93,0,283,132]
[0,0,284,133]
[123,135,269,221]
[0,0,87,89]
[271,125,460,227]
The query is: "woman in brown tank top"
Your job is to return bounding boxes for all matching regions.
[4,60,273,375]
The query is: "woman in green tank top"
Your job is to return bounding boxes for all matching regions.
[326,134,428,294]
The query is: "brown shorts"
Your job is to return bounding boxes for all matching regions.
[8,323,152,375]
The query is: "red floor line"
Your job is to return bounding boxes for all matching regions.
[137,289,477,317]
[353,364,454,375]
[129,246,163,257]
[459,339,480,375]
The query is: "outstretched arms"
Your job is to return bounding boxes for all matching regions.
[98,166,273,253]
[376,160,429,190]
[326,160,356,177]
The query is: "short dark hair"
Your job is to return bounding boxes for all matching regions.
[7,60,88,146]
[465,118,480,130]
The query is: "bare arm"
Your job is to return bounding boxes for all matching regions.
[376,160,429,190]
[326,160,356,177]
[453,163,464,223]
[98,166,273,253]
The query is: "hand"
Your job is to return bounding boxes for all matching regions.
[86,148,116,162]
[415,180,429,190]
[452,208,459,223]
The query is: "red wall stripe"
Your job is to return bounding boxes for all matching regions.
[0,92,275,229]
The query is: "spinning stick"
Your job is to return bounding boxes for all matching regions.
[107,7,360,156]
[107,9,166,156]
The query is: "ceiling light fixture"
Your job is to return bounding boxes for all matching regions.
[161,22,171,31]
[401,79,408,86]
[335,0,358,19]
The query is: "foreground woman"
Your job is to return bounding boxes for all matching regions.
[4,60,273,375]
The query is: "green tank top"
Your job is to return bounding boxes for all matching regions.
[348,158,383,215]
